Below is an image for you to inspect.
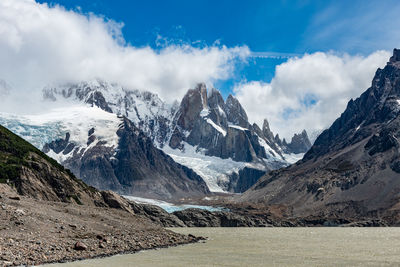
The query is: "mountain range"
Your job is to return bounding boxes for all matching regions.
[0,80,310,199]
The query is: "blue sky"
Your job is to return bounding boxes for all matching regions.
[37,0,400,97]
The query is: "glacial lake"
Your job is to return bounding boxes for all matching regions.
[48,227,400,266]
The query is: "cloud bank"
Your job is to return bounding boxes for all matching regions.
[234,50,390,140]
[0,0,249,110]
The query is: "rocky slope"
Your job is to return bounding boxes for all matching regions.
[129,199,393,227]
[240,49,400,223]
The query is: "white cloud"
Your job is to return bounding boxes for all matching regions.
[234,50,390,140]
[0,0,249,113]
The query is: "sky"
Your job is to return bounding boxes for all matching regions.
[0,0,399,139]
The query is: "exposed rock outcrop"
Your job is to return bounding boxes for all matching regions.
[286,130,312,154]
[169,84,267,162]
[226,167,267,193]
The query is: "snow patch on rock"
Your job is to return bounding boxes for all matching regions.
[206,118,226,137]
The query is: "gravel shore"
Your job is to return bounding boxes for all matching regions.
[0,188,202,266]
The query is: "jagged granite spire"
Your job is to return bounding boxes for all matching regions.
[262,119,275,141]
[225,94,249,128]
[287,130,312,154]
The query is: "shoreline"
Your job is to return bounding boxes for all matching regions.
[41,227,400,266]
[40,236,205,267]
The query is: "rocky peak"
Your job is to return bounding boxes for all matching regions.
[262,119,275,140]
[225,94,249,128]
[85,90,113,113]
[43,79,175,148]
[282,138,288,146]
[287,130,312,154]
[389,48,400,64]
[274,134,281,144]
[207,88,225,110]
[175,85,204,130]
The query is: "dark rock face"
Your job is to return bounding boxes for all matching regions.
[287,130,312,154]
[47,117,210,200]
[226,167,267,193]
[241,49,400,221]
[225,95,250,128]
[304,49,400,161]
[43,133,71,154]
[129,201,187,227]
[85,91,113,113]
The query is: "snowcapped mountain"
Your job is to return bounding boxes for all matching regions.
[0,79,311,195]
[43,79,177,147]
[0,106,209,200]
[0,106,120,155]
[165,83,310,191]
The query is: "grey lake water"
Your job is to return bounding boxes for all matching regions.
[48,227,400,266]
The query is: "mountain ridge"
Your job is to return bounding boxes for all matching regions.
[239,49,400,222]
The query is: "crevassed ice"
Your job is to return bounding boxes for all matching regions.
[163,143,250,192]
[282,152,304,164]
[0,105,122,163]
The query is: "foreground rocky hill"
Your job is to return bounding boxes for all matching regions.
[0,124,101,205]
[0,124,202,266]
[240,49,400,223]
